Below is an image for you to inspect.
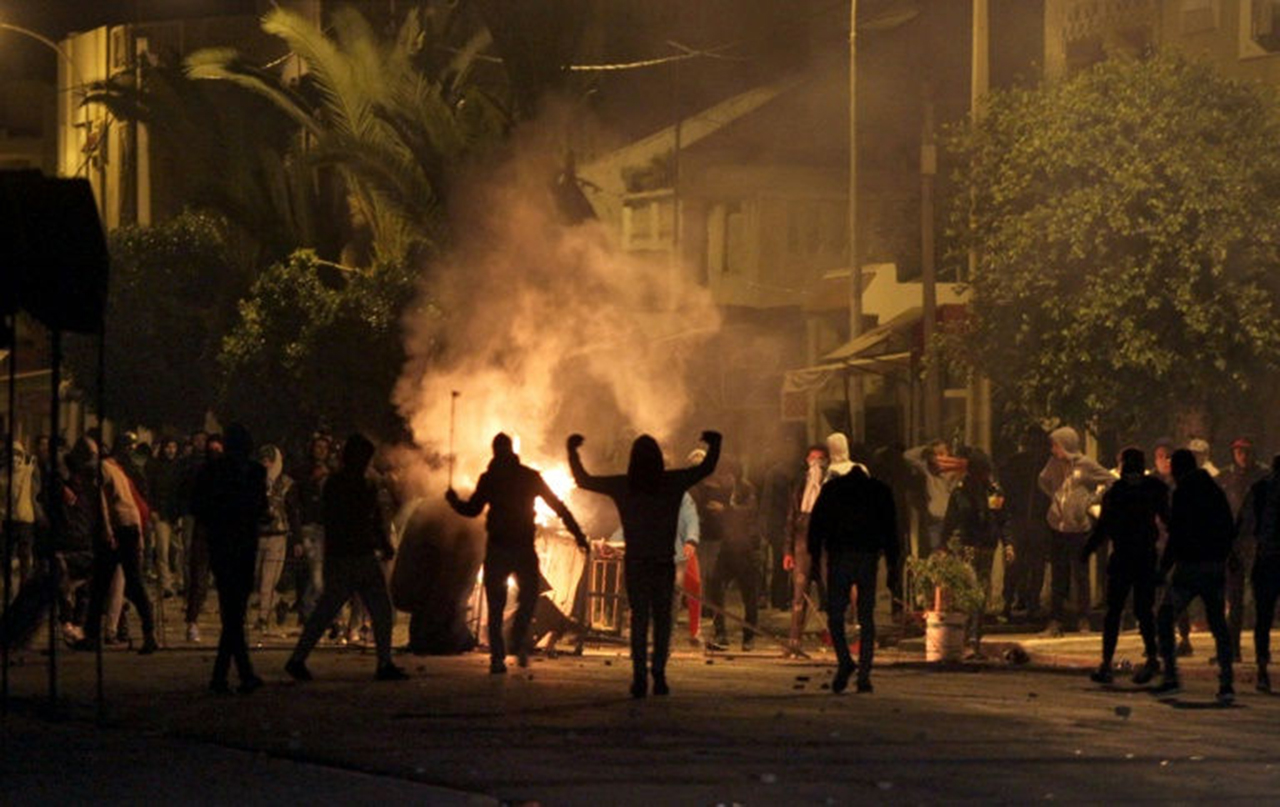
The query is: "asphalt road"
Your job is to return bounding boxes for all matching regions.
[4,637,1279,805]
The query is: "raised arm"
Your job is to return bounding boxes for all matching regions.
[566,434,611,494]
[445,473,489,518]
[673,430,722,490]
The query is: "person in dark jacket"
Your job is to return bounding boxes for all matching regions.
[1154,449,1236,701]
[999,426,1052,620]
[287,433,407,682]
[147,438,184,597]
[191,424,267,694]
[807,466,898,694]
[1081,447,1169,685]
[1241,455,1280,692]
[569,430,721,698]
[705,459,760,651]
[870,443,923,617]
[941,449,1006,655]
[450,433,588,674]
[1218,438,1268,661]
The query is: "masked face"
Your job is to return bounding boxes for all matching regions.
[806,450,826,468]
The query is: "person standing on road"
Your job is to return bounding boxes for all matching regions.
[450,433,588,675]
[1154,449,1236,702]
[807,464,898,694]
[999,426,1052,621]
[293,433,333,622]
[705,459,760,653]
[940,449,1007,657]
[1239,455,1280,693]
[784,445,828,657]
[288,434,407,682]
[1218,437,1267,662]
[1038,427,1113,637]
[192,425,267,694]
[569,430,720,698]
[147,438,185,599]
[1081,447,1169,686]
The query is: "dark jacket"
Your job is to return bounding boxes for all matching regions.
[1245,473,1280,559]
[146,456,184,522]
[1219,461,1267,519]
[448,455,582,552]
[1162,468,1234,571]
[941,477,1005,550]
[806,467,899,571]
[1084,473,1169,560]
[295,460,330,526]
[191,455,268,568]
[323,469,392,559]
[570,434,720,562]
[1000,448,1051,523]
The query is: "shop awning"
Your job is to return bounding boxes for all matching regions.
[782,308,920,396]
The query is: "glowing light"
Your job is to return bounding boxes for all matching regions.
[535,465,576,526]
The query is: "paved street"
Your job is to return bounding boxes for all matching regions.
[5,621,1280,805]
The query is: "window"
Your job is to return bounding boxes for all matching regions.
[1242,0,1280,56]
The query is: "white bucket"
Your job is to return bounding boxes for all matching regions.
[925,611,967,663]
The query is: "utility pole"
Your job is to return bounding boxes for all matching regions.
[920,85,940,439]
[847,0,864,443]
[967,0,991,452]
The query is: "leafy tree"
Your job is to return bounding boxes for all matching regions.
[217,250,422,442]
[66,212,240,433]
[946,53,1280,438]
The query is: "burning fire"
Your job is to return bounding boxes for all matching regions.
[534,465,576,527]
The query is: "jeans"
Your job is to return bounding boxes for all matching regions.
[625,557,676,684]
[1005,516,1048,614]
[299,524,325,619]
[1049,530,1090,623]
[185,518,211,625]
[1252,554,1280,667]
[255,534,288,625]
[709,544,759,644]
[153,517,183,592]
[1103,554,1158,665]
[85,526,155,642]
[211,552,255,686]
[1158,561,1232,684]
[290,554,396,668]
[826,551,879,681]
[482,546,540,664]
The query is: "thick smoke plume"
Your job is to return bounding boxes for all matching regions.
[394,140,722,493]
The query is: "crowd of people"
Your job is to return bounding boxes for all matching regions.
[4,418,1279,703]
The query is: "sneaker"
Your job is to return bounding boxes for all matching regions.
[1132,659,1159,685]
[186,623,201,643]
[832,661,856,694]
[138,636,159,655]
[238,675,265,694]
[1258,669,1272,694]
[1176,637,1194,657]
[1090,665,1113,684]
[705,637,729,652]
[284,659,313,681]
[1152,677,1182,696]
[1040,620,1063,638]
[490,659,508,675]
[375,663,409,681]
[856,678,873,694]
[1216,683,1235,704]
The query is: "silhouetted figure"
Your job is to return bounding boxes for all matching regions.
[1219,437,1268,661]
[287,434,406,682]
[759,451,796,610]
[1152,437,1194,657]
[808,465,897,694]
[869,443,922,617]
[941,449,1006,656]
[568,430,721,698]
[449,433,588,674]
[784,445,828,656]
[1241,455,1280,693]
[2,438,97,651]
[1081,447,1169,685]
[1038,427,1113,636]
[80,439,157,654]
[183,432,222,643]
[1155,449,1236,702]
[191,424,267,694]
[705,459,759,651]
[999,426,1052,620]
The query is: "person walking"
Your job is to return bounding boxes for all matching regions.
[449,433,588,674]
[191,425,266,694]
[287,434,407,682]
[807,464,898,694]
[1154,449,1236,702]
[569,430,720,698]
[1081,447,1168,685]
[1038,427,1113,636]
[1240,455,1280,692]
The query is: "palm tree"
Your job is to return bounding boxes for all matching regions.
[185,5,508,266]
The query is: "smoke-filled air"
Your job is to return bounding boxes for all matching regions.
[394,140,722,500]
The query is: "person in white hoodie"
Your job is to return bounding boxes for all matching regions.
[824,432,864,482]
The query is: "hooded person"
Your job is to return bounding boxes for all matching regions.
[1188,438,1219,478]
[824,432,865,482]
[1154,449,1236,702]
[191,423,268,693]
[784,445,828,656]
[999,425,1053,620]
[1081,447,1169,685]
[1242,455,1280,692]
[447,433,588,675]
[569,430,721,698]
[1037,426,1114,637]
[253,445,298,633]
